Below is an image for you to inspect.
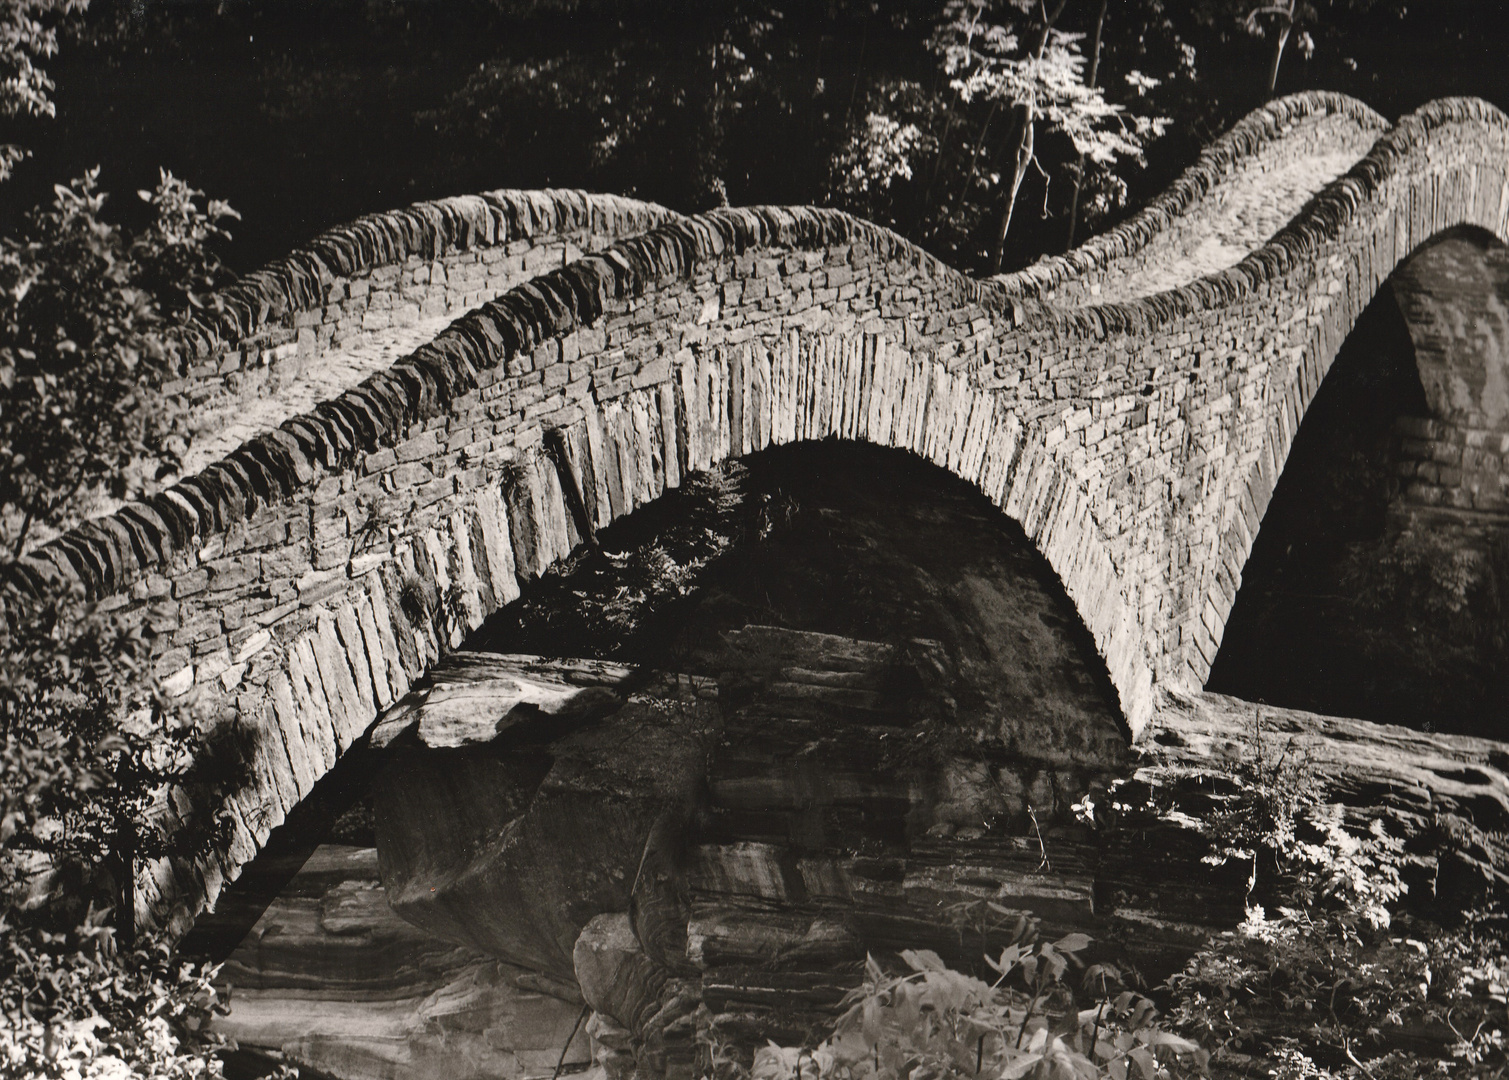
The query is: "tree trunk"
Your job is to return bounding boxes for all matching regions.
[1265,1,1296,97]
[989,0,1067,274]
[1065,0,1109,251]
[116,826,136,954]
[991,108,1035,273]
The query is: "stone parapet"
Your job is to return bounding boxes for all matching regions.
[995,90,1389,305]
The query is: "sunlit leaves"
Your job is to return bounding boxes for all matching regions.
[0,167,236,556]
[936,5,1165,174]
[0,902,234,1078]
[0,0,92,181]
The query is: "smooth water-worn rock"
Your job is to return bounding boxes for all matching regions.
[370,658,716,982]
[210,844,593,1080]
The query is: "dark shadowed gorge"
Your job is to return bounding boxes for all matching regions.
[473,441,1127,761]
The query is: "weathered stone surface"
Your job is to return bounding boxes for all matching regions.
[368,650,633,749]
[371,663,712,980]
[355,633,1508,1078]
[209,844,593,1080]
[1141,687,1509,893]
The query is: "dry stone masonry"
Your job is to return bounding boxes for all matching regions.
[170,190,680,475]
[996,92,1390,305]
[5,93,1509,937]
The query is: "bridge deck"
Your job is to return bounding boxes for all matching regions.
[170,102,1382,483]
[1087,146,1370,304]
[182,312,459,478]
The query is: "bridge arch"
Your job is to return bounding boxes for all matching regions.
[1130,97,1509,692]
[475,437,1131,759]
[5,93,1508,936]
[1204,222,1509,728]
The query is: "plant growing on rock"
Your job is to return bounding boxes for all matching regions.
[721,924,1208,1080]
[1111,713,1509,1077]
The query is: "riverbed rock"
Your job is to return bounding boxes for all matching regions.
[357,626,1508,1077]
[210,844,593,1080]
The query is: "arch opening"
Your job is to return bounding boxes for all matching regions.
[1208,231,1509,737]
[200,441,1135,1074]
[472,439,1127,762]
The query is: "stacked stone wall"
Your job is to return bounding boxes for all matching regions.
[995,92,1388,304]
[5,93,1509,936]
[1391,414,1509,530]
[165,190,678,424]
[2,207,1020,936]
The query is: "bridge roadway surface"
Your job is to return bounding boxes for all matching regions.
[8,92,1509,937]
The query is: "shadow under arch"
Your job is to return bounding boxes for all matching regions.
[1208,225,1509,736]
[470,438,1130,766]
[189,439,1131,979]
[369,439,1137,992]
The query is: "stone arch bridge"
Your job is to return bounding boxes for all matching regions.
[7,91,1509,936]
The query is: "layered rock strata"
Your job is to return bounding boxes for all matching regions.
[212,844,593,1080]
[352,628,1507,1079]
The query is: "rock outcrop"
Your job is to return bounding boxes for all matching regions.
[356,628,1509,1079]
[211,844,593,1080]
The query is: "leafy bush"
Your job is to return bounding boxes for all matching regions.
[1169,903,1508,1078]
[722,926,1207,1080]
[0,903,231,1079]
[0,162,262,1076]
[0,167,238,556]
[1123,714,1509,1077]
[0,579,267,1077]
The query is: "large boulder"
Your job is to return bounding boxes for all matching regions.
[210,844,593,1080]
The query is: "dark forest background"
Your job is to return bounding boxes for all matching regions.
[4,0,1507,276]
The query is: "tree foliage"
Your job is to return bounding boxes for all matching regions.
[0,571,262,1076]
[0,167,237,556]
[933,0,1166,270]
[1,0,90,181]
[823,0,1178,271]
[0,111,253,1075]
[1,902,235,1080]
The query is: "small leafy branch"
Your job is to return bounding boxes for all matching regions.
[0,0,91,182]
[0,167,238,556]
[1112,710,1508,1076]
[1160,709,1410,930]
[729,921,1207,1080]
